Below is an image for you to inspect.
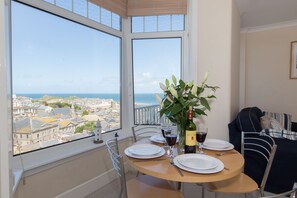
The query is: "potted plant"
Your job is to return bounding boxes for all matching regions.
[156,73,218,151]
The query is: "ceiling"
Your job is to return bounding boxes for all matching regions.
[236,0,297,28]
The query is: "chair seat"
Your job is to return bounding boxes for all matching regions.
[127,175,183,198]
[203,173,258,194]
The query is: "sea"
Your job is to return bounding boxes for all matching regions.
[17,93,162,106]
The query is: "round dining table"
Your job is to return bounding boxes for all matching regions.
[126,141,244,184]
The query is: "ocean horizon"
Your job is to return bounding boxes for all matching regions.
[15,93,162,105]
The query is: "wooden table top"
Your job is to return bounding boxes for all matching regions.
[126,142,244,183]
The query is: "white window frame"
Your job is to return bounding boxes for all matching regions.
[7,0,190,191]
[127,15,189,125]
[11,0,126,176]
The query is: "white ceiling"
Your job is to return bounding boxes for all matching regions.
[236,0,297,28]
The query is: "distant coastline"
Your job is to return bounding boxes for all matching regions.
[15,93,161,106]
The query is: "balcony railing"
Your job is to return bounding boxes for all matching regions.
[135,105,161,125]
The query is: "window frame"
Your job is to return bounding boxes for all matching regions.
[11,0,126,173]
[128,17,188,125]
[10,0,189,178]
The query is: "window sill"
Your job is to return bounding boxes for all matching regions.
[12,169,23,194]
[12,130,130,178]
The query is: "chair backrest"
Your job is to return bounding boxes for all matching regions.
[259,182,297,198]
[132,125,161,143]
[241,132,277,196]
[106,138,128,198]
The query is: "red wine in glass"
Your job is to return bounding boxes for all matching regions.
[165,134,177,158]
[165,134,177,146]
[161,128,171,138]
[196,132,207,143]
[196,129,208,154]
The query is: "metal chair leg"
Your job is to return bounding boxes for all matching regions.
[201,186,204,198]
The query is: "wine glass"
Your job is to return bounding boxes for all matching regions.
[165,133,177,158]
[196,126,208,154]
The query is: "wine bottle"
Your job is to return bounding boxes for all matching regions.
[185,106,196,153]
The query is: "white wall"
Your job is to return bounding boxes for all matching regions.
[243,25,297,121]
[190,0,240,140]
[0,0,12,197]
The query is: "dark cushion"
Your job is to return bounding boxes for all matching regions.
[235,107,263,132]
[292,122,297,132]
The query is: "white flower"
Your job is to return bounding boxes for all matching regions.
[155,94,162,105]
[191,85,197,96]
[159,83,167,91]
[202,72,209,84]
[169,86,178,98]
[172,75,177,85]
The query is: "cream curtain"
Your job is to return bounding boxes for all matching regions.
[89,0,187,17]
[89,0,127,17]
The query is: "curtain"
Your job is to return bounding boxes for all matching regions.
[89,0,187,17]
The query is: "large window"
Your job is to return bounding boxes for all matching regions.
[11,1,121,155]
[132,38,182,125]
[10,1,186,157]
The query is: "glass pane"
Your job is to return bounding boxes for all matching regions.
[88,2,100,23]
[158,15,171,32]
[132,38,181,125]
[101,8,111,27]
[11,2,121,155]
[56,0,72,11]
[112,13,121,31]
[73,0,87,17]
[132,16,144,33]
[172,15,184,31]
[144,16,157,32]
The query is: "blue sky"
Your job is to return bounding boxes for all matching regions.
[11,1,181,94]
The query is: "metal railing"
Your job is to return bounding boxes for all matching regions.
[135,105,161,125]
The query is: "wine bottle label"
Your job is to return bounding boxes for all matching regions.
[185,130,196,146]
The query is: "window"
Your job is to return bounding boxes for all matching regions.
[131,14,185,125]
[132,38,182,125]
[43,0,122,31]
[132,14,184,33]
[11,1,121,155]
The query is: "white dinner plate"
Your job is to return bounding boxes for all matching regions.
[203,139,234,151]
[149,134,166,143]
[177,154,218,170]
[173,154,224,174]
[128,144,162,156]
[125,145,165,159]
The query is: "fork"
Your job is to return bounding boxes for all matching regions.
[216,151,237,156]
[170,159,184,177]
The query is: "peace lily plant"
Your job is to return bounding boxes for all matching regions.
[156,73,219,150]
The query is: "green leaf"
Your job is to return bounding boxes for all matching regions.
[194,109,207,116]
[207,95,216,99]
[179,80,185,89]
[169,103,183,116]
[200,97,210,111]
